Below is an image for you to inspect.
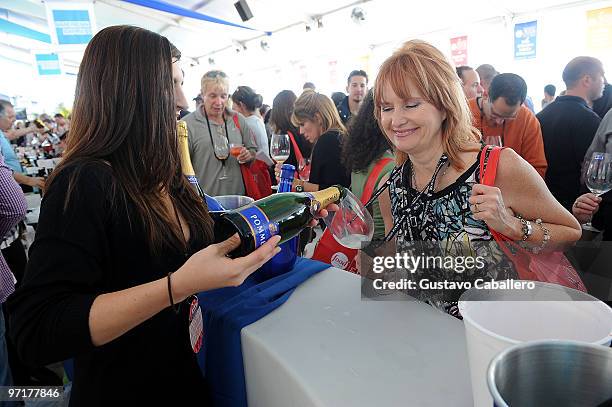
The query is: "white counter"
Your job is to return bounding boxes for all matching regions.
[242,267,473,407]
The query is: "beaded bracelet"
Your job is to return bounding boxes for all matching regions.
[532,218,550,254]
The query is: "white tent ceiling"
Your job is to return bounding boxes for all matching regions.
[0,0,599,64]
[0,0,610,112]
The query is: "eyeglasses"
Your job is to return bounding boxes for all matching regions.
[205,70,227,78]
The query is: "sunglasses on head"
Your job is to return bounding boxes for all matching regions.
[205,70,227,78]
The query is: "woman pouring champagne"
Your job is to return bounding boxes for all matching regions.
[7,26,334,405]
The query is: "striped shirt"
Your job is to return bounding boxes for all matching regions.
[0,153,27,303]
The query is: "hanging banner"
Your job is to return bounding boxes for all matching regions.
[122,0,270,34]
[514,21,537,60]
[0,18,51,43]
[34,53,62,76]
[450,36,468,66]
[45,1,96,46]
[587,7,612,52]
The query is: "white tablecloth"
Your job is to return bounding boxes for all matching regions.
[241,267,473,407]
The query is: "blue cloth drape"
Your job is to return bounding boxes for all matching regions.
[197,257,329,407]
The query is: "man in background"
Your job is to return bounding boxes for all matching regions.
[541,84,556,110]
[537,56,605,211]
[336,70,368,124]
[456,65,484,100]
[469,73,547,177]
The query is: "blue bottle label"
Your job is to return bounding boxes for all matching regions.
[236,205,280,249]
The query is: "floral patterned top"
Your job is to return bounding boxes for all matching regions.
[387,147,517,317]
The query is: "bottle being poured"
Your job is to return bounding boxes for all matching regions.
[177,121,225,212]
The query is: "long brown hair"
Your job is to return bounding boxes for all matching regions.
[374,40,480,170]
[49,25,214,253]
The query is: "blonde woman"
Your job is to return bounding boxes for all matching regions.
[375,40,581,314]
[276,90,350,192]
[182,70,257,196]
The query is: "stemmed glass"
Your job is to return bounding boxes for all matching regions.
[270,133,290,164]
[583,152,612,231]
[214,134,230,180]
[483,135,502,147]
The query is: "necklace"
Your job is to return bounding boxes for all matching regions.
[410,160,449,193]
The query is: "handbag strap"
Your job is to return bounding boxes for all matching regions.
[479,145,504,186]
[361,157,393,204]
[479,145,511,242]
[287,131,304,163]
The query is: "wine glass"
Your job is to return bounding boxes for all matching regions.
[270,133,290,164]
[483,135,502,147]
[583,152,612,230]
[298,157,311,181]
[229,142,244,163]
[214,134,230,180]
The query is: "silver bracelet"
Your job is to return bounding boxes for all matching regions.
[532,218,550,254]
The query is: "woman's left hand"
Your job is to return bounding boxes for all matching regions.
[469,184,520,238]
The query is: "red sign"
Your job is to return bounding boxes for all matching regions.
[450,36,468,66]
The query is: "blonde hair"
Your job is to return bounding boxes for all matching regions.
[292,90,347,135]
[373,40,480,170]
[201,70,229,94]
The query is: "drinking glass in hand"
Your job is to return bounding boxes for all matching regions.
[214,135,230,180]
[270,133,290,164]
[298,157,311,181]
[583,152,612,230]
[229,142,244,164]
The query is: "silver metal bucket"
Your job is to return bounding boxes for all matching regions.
[488,340,612,406]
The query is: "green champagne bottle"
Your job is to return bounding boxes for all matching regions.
[214,186,346,257]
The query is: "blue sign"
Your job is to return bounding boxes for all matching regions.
[514,21,537,60]
[52,9,93,45]
[35,53,61,76]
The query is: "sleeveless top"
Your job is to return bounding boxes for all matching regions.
[387,147,517,317]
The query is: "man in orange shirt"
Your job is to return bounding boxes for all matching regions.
[469,73,547,177]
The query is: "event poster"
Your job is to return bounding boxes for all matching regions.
[587,7,612,52]
[34,53,61,76]
[45,1,96,46]
[514,21,537,59]
[450,36,468,66]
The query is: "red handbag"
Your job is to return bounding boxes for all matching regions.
[233,115,272,200]
[288,131,310,180]
[311,157,393,273]
[479,146,587,292]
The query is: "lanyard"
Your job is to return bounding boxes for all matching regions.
[203,109,230,162]
[386,155,448,242]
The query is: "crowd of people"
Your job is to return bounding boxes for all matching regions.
[0,23,611,403]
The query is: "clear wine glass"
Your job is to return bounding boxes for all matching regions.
[583,152,612,231]
[483,135,502,147]
[214,134,230,180]
[270,133,290,164]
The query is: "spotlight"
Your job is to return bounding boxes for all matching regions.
[316,17,323,29]
[260,40,269,51]
[232,41,247,53]
[305,23,312,32]
[208,57,215,65]
[351,7,366,24]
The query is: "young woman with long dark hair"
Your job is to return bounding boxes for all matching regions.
[6,26,287,405]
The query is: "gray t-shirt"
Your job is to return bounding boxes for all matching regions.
[183,108,256,196]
